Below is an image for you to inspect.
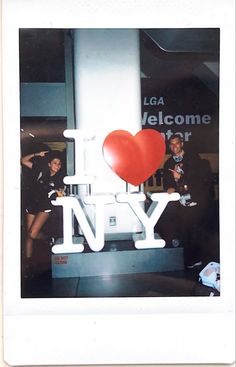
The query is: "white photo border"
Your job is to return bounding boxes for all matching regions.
[2,0,235,365]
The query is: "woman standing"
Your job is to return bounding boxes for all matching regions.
[21,150,65,277]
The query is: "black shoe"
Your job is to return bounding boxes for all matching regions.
[186,261,203,269]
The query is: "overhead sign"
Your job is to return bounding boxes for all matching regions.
[141,77,219,153]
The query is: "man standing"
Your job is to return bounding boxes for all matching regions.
[158,134,213,269]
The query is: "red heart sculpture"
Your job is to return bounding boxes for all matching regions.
[102,129,166,186]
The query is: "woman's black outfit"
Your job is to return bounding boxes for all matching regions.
[24,156,65,215]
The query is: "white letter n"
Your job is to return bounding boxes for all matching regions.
[51,195,115,254]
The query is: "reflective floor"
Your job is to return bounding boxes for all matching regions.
[21,240,220,298]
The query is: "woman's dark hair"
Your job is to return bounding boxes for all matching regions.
[46,150,63,163]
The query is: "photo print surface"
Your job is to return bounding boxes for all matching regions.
[20,28,220,298]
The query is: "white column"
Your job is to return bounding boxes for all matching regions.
[72,29,143,238]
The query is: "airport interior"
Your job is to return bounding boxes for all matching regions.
[20,28,220,298]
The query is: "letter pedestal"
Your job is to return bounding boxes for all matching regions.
[51,238,184,278]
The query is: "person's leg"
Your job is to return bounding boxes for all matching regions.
[28,212,50,243]
[182,206,203,268]
[24,212,36,278]
[26,211,50,257]
[25,213,35,259]
[156,201,181,246]
[25,212,50,278]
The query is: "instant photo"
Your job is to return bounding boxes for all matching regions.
[2,1,235,365]
[19,28,220,298]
